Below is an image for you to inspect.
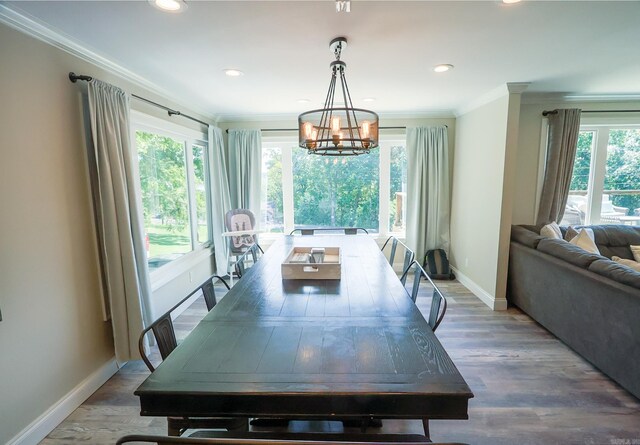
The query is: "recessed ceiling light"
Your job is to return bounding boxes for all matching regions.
[149,0,187,12]
[224,69,244,77]
[433,64,454,73]
[362,97,376,102]
[297,99,310,104]
[502,0,521,3]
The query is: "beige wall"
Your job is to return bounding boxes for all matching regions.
[449,87,524,310]
[0,23,214,443]
[513,98,640,225]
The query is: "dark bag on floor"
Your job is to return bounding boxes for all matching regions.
[423,249,455,280]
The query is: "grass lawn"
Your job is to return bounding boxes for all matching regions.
[146,224,208,259]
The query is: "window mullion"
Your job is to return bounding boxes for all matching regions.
[379,144,391,237]
[588,127,610,224]
[282,145,294,234]
[185,141,198,249]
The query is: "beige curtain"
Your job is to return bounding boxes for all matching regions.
[87,79,151,363]
[228,129,262,222]
[207,125,232,275]
[406,126,450,263]
[536,109,582,225]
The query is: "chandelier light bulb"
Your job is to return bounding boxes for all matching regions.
[303,122,314,139]
[361,121,370,138]
[331,117,341,134]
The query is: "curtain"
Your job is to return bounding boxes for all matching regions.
[536,109,582,225]
[207,125,232,275]
[87,79,151,363]
[228,129,262,222]
[406,126,451,264]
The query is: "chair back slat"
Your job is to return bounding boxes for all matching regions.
[389,238,398,266]
[235,243,264,279]
[400,260,447,332]
[151,315,177,361]
[290,227,369,236]
[201,281,217,311]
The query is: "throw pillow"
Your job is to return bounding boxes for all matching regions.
[569,228,601,255]
[612,256,640,273]
[631,245,640,263]
[565,226,595,242]
[540,221,562,239]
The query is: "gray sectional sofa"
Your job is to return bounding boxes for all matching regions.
[507,224,640,399]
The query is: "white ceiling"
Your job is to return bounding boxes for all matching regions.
[5,1,640,120]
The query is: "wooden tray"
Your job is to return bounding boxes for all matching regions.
[281,247,341,280]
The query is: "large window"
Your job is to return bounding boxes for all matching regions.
[563,126,640,226]
[260,137,406,236]
[134,115,211,272]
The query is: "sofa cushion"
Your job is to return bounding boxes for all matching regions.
[511,225,544,249]
[632,245,640,263]
[589,259,640,289]
[589,225,640,259]
[537,238,603,269]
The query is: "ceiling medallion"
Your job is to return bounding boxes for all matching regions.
[298,37,379,156]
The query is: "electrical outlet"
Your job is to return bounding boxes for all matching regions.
[464,257,469,267]
[189,272,193,283]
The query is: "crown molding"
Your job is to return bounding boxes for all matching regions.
[0,4,217,123]
[217,109,456,124]
[455,82,530,117]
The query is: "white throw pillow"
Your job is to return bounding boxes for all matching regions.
[631,245,640,263]
[540,222,562,240]
[612,256,640,273]
[569,228,600,255]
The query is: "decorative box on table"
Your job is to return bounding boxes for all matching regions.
[281,247,341,280]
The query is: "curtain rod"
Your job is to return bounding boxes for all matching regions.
[68,72,210,127]
[225,126,447,134]
[542,109,640,116]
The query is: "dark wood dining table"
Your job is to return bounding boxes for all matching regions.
[135,235,473,423]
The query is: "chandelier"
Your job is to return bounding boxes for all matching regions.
[298,37,379,156]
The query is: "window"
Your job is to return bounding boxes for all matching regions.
[259,137,406,237]
[133,114,211,272]
[563,126,640,226]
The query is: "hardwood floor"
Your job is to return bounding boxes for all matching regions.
[40,280,640,445]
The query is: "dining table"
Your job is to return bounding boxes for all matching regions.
[135,235,473,425]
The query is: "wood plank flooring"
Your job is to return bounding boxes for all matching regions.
[40,280,640,445]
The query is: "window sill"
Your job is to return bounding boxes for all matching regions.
[149,245,214,292]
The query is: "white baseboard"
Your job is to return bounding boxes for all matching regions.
[7,357,119,445]
[451,266,508,311]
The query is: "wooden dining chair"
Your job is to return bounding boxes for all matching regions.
[381,236,415,284]
[116,433,469,445]
[235,243,264,279]
[289,227,369,235]
[138,279,247,436]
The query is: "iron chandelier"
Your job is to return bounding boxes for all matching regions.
[298,37,379,156]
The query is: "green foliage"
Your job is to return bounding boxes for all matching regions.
[570,129,640,215]
[137,131,189,231]
[604,129,640,212]
[292,148,380,230]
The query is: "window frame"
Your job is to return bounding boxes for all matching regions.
[130,111,212,286]
[260,133,407,240]
[539,115,640,225]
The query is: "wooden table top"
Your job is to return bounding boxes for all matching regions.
[135,235,473,420]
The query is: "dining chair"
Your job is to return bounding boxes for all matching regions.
[398,260,448,440]
[381,236,415,284]
[116,433,469,445]
[138,280,247,436]
[289,227,369,235]
[234,243,264,279]
[202,275,231,311]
